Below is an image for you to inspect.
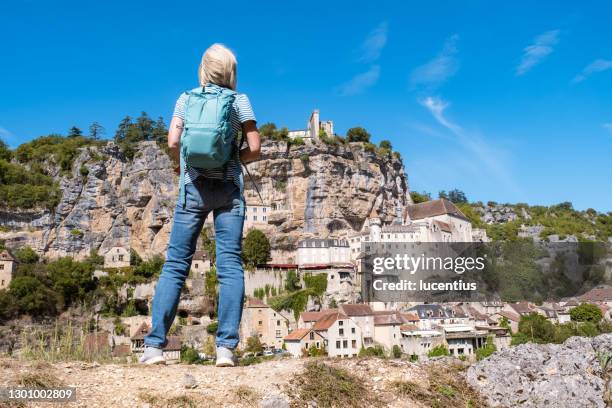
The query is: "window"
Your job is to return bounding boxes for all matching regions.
[118,255,124,261]
[277,320,280,326]
[276,330,281,338]
[343,340,348,348]
[351,327,355,334]
[258,320,262,326]
[263,208,267,213]
[352,340,356,348]
[253,207,257,213]
[1,280,4,286]
[336,341,340,348]
[309,332,315,340]
[253,216,257,221]
[338,320,343,326]
[0,264,3,270]
[339,328,344,336]
[194,263,198,269]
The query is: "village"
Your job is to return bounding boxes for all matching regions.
[1,188,610,364]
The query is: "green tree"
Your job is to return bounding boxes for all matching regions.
[410,191,431,204]
[570,303,603,324]
[0,138,12,161]
[258,123,278,139]
[513,313,556,344]
[152,116,168,144]
[391,344,402,358]
[447,189,468,204]
[242,229,271,268]
[46,257,95,308]
[379,140,392,150]
[9,276,58,316]
[68,126,83,138]
[88,122,105,140]
[13,246,39,264]
[245,335,263,354]
[115,116,132,143]
[346,127,370,143]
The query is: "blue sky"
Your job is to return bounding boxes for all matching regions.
[1,1,611,211]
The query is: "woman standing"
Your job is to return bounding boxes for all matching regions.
[140,44,260,367]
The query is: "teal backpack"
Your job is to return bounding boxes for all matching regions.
[181,84,237,169]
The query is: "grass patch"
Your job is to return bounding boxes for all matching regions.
[234,385,259,406]
[389,363,486,408]
[138,392,205,408]
[16,371,64,388]
[286,361,382,408]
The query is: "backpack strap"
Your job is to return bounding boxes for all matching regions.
[238,134,264,204]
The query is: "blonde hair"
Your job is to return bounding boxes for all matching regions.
[198,43,237,90]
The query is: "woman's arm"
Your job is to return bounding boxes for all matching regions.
[168,116,184,172]
[239,120,261,162]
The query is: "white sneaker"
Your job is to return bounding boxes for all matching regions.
[139,346,166,365]
[215,346,236,367]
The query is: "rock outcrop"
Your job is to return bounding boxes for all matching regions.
[0,139,411,260]
[467,334,612,407]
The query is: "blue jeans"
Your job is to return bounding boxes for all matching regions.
[145,178,245,349]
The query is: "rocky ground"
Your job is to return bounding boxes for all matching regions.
[0,334,610,408]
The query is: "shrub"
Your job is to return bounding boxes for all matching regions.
[180,345,201,364]
[13,246,39,264]
[392,345,402,358]
[245,335,263,354]
[427,345,449,358]
[358,345,386,357]
[363,142,376,153]
[475,336,497,361]
[79,165,89,177]
[206,321,218,334]
[570,303,603,323]
[346,127,370,143]
[290,137,305,147]
[299,154,309,163]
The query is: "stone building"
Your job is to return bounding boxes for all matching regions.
[104,246,130,268]
[190,250,210,278]
[288,109,334,141]
[0,250,15,289]
[243,202,271,231]
[312,311,362,358]
[283,328,326,358]
[239,297,289,350]
[297,238,351,267]
[130,322,181,362]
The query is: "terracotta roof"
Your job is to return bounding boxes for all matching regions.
[433,220,452,233]
[339,304,374,316]
[496,311,520,322]
[400,313,420,322]
[130,322,150,340]
[284,328,312,341]
[374,314,402,326]
[466,306,488,320]
[400,324,419,331]
[579,287,612,302]
[0,250,15,261]
[300,309,338,322]
[192,250,208,261]
[369,207,379,219]
[313,312,348,331]
[163,336,182,351]
[404,199,468,222]
[246,297,268,308]
[510,301,534,315]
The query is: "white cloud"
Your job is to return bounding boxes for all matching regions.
[410,34,459,89]
[358,22,388,63]
[335,65,380,96]
[516,29,560,75]
[573,59,612,83]
[419,96,520,194]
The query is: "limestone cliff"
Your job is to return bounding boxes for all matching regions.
[0,139,411,260]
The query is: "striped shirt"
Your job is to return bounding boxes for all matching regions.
[173,87,256,187]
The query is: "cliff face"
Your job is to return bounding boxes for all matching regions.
[0,139,411,260]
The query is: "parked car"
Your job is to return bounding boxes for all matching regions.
[263,350,274,357]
